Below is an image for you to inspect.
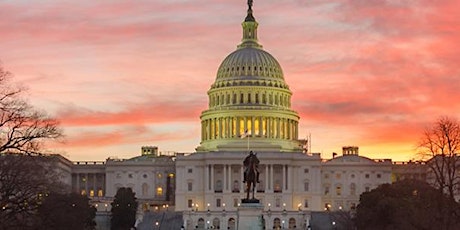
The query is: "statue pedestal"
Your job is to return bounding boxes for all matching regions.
[237,202,264,230]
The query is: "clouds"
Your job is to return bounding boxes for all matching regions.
[0,0,458,161]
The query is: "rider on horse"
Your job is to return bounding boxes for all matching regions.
[243,151,260,183]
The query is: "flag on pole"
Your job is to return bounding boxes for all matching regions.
[241,129,250,139]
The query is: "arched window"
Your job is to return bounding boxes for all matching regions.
[197,218,205,229]
[228,218,236,230]
[273,218,281,229]
[289,218,296,229]
[212,218,220,229]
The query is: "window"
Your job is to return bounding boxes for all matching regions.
[157,173,162,179]
[350,183,356,195]
[336,185,342,196]
[304,199,309,208]
[275,198,281,207]
[336,174,341,179]
[188,199,193,208]
[98,189,104,197]
[232,180,240,192]
[81,190,86,196]
[377,174,382,179]
[142,183,149,196]
[365,174,370,179]
[365,186,370,192]
[233,198,238,207]
[215,180,223,192]
[324,174,329,179]
[89,190,94,197]
[324,185,330,195]
[351,174,355,179]
[128,174,133,178]
[143,174,147,178]
[188,182,193,191]
[156,187,163,196]
[216,199,221,207]
[187,168,193,173]
[304,168,309,173]
[304,181,309,192]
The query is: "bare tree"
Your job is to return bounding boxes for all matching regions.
[0,64,62,155]
[419,116,460,201]
[0,155,67,230]
[0,64,65,229]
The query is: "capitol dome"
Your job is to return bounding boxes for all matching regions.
[197,2,301,153]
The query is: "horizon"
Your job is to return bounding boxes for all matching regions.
[1,0,459,162]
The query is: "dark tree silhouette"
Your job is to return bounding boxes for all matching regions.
[356,180,460,230]
[37,193,96,230]
[419,116,460,201]
[0,64,62,155]
[111,187,138,230]
[0,155,67,230]
[0,64,64,229]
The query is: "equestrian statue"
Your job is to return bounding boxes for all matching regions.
[243,151,260,202]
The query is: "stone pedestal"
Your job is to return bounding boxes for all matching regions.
[237,202,264,230]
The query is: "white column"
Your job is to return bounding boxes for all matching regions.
[210,164,214,191]
[269,165,274,191]
[223,164,227,192]
[265,165,269,191]
[240,165,244,193]
[205,164,210,191]
[282,165,286,192]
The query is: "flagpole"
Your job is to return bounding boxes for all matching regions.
[247,134,249,152]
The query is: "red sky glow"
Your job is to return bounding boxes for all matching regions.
[1,0,459,161]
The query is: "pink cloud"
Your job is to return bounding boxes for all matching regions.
[1,0,459,161]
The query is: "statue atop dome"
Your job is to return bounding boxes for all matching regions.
[248,0,253,10]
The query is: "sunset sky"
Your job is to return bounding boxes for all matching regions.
[1,0,459,162]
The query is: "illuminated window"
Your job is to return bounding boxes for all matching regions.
[156,187,163,196]
[169,173,174,178]
[89,190,94,197]
[98,189,103,197]
[81,190,87,196]
[157,173,162,179]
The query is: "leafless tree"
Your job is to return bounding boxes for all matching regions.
[0,64,62,155]
[419,116,460,201]
[0,64,65,229]
[0,155,67,230]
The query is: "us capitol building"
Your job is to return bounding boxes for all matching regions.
[47,1,429,230]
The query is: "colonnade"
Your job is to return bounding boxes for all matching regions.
[201,116,298,141]
[204,163,290,193]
